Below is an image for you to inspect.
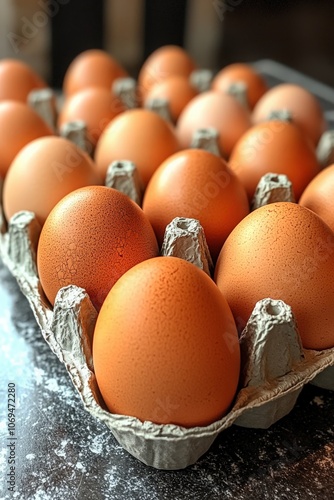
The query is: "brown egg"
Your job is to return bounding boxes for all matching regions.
[299,164,334,232]
[93,256,240,427]
[3,136,101,225]
[215,202,334,350]
[252,84,326,145]
[0,59,47,103]
[138,45,197,100]
[0,100,54,179]
[37,186,159,311]
[58,87,125,149]
[94,109,180,187]
[212,63,268,109]
[63,49,128,97]
[229,120,320,201]
[144,75,198,122]
[142,149,250,261]
[176,90,251,158]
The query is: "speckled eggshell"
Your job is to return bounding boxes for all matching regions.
[37,186,159,311]
[252,83,327,145]
[212,63,268,109]
[299,164,334,232]
[3,136,101,225]
[214,202,334,350]
[58,87,126,148]
[0,100,54,179]
[0,59,47,102]
[229,120,320,201]
[94,109,180,187]
[93,256,240,428]
[142,149,250,261]
[176,91,251,158]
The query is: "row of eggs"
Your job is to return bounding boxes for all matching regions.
[1,46,334,429]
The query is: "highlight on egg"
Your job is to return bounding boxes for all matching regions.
[138,45,197,101]
[142,148,250,261]
[212,62,268,109]
[144,75,198,122]
[93,256,240,427]
[3,136,101,225]
[228,120,320,201]
[62,49,128,97]
[215,202,334,350]
[252,83,327,145]
[58,86,126,150]
[37,185,159,311]
[94,108,180,187]
[0,100,54,179]
[299,163,334,232]
[0,58,47,103]
[176,90,251,158]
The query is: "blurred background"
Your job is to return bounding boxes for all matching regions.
[0,0,333,88]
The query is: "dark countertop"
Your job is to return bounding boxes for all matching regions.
[1,259,334,500]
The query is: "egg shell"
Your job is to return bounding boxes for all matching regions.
[299,163,334,232]
[144,75,198,122]
[176,91,252,158]
[212,63,268,109]
[2,136,101,225]
[142,149,250,261]
[94,109,180,187]
[252,83,327,145]
[93,256,240,428]
[138,45,197,100]
[215,202,334,350]
[37,185,159,311]
[58,87,126,148]
[0,59,46,103]
[229,120,320,201]
[2,204,334,470]
[63,49,128,97]
[0,100,54,179]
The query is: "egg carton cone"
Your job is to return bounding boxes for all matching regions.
[190,128,221,157]
[251,172,295,210]
[225,81,249,109]
[27,88,58,132]
[59,120,91,155]
[112,77,138,109]
[189,69,214,93]
[316,129,334,168]
[251,172,334,391]
[105,160,143,206]
[144,97,172,122]
[1,191,334,469]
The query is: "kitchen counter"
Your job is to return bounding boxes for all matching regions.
[1,259,334,500]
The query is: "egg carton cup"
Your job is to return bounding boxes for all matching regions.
[1,181,334,469]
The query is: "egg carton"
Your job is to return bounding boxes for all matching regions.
[1,169,334,470]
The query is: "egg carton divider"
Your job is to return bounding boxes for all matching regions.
[1,204,334,469]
